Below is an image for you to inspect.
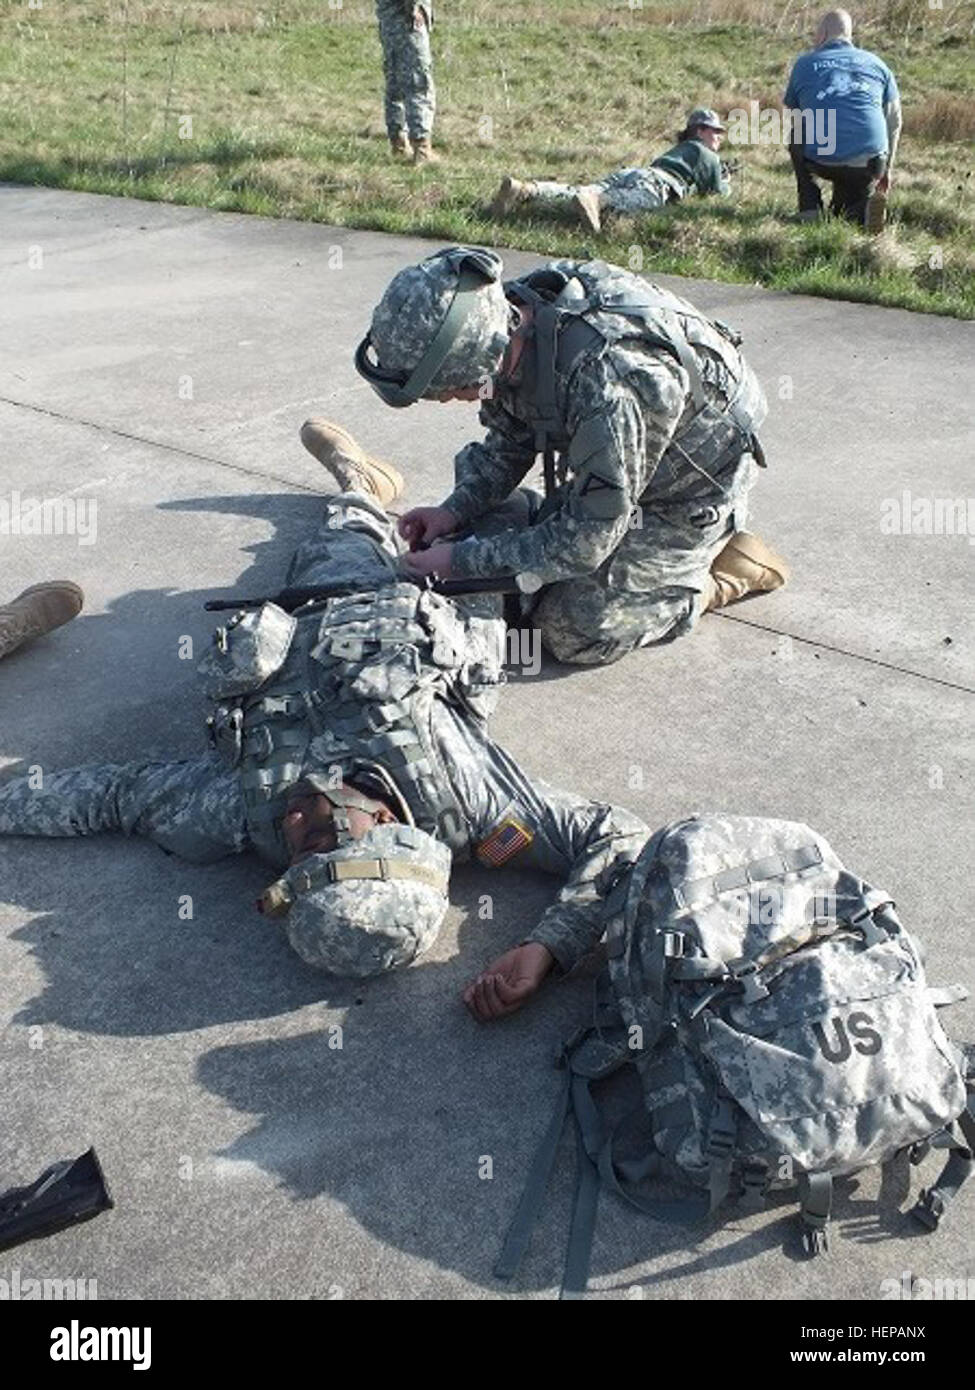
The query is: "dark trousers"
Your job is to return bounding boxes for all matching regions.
[790,147,886,226]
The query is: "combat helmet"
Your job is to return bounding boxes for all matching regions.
[356,246,513,406]
[258,764,452,977]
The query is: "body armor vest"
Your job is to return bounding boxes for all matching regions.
[507,261,768,502]
[202,585,504,867]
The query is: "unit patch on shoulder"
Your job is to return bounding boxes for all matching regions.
[475,815,535,867]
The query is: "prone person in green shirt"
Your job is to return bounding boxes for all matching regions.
[492,107,731,234]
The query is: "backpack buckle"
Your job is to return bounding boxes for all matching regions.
[849,906,887,947]
[706,1098,737,1160]
[728,957,770,1004]
[738,1164,768,1211]
[912,1189,945,1231]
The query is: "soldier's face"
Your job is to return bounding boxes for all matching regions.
[283,790,339,861]
[283,785,397,863]
[698,126,723,151]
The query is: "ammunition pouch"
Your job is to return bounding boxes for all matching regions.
[198,602,297,700]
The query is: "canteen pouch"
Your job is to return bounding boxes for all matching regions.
[198,602,297,700]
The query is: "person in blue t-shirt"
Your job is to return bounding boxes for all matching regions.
[784,8,902,225]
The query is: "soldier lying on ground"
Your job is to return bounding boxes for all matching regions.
[355,246,789,667]
[0,430,646,1011]
[491,108,733,234]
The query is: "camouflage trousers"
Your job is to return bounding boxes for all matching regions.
[528,166,684,217]
[471,454,758,667]
[376,0,435,142]
[286,491,507,628]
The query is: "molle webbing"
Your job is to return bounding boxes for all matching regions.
[675,842,824,911]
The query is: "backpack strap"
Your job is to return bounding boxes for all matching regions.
[798,1171,833,1255]
[911,1090,975,1231]
[493,1066,573,1283]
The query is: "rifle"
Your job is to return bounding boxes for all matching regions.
[205,573,522,613]
[0,1148,113,1253]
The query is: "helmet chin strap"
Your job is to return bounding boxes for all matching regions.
[294,774,390,848]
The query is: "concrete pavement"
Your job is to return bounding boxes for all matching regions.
[0,185,972,1300]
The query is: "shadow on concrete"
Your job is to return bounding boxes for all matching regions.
[192,966,926,1294]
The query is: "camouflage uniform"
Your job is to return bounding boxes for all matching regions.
[516,141,730,219]
[376,0,436,144]
[0,494,646,975]
[441,260,767,666]
[528,167,686,216]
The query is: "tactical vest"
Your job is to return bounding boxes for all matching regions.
[507,261,767,502]
[201,585,504,868]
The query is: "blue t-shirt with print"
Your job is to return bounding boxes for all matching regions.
[784,38,899,164]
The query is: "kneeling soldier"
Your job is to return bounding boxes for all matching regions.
[356,246,789,667]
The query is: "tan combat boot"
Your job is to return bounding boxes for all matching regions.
[299,419,404,508]
[0,581,84,660]
[390,132,412,159]
[412,138,441,166]
[491,175,534,217]
[573,186,603,234]
[706,532,790,610]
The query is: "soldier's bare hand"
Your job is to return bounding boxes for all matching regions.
[462,943,555,1022]
[398,505,458,550]
[401,542,454,580]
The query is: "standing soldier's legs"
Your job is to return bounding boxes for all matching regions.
[401,5,436,146]
[376,0,408,147]
[531,455,760,666]
[286,494,401,593]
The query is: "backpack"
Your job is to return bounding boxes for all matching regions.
[496,814,974,1298]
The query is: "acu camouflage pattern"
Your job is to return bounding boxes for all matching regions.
[444,259,768,665]
[603,814,968,1190]
[529,167,685,216]
[376,0,435,143]
[0,491,648,977]
[368,249,512,393]
[279,823,452,977]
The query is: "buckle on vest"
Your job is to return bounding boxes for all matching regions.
[245,725,275,762]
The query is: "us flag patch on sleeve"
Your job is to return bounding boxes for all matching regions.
[475,815,534,867]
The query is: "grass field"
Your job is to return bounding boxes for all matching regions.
[2,0,974,316]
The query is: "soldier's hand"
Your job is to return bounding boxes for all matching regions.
[401,541,454,580]
[399,505,458,550]
[463,943,556,1023]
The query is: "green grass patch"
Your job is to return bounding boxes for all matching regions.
[1,0,973,316]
